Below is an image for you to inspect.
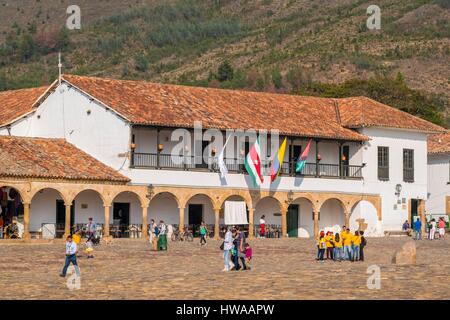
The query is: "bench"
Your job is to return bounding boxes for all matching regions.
[384,230,411,237]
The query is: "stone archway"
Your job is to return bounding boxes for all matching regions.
[350,200,382,236]
[290,197,315,238]
[72,189,107,238]
[149,191,180,227]
[254,196,283,238]
[30,187,66,238]
[0,185,25,238]
[110,190,144,238]
[319,198,346,234]
[184,193,215,237]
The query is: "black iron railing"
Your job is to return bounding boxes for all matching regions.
[131,152,363,179]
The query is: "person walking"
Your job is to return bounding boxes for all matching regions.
[233,227,246,271]
[259,215,266,238]
[199,221,208,246]
[148,219,156,242]
[222,227,234,271]
[157,220,168,251]
[429,219,436,240]
[438,218,446,239]
[414,219,422,240]
[60,235,81,278]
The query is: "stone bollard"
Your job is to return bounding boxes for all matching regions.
[391,240,416,265]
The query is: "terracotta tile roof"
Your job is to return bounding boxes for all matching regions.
[0,86,49,126]
[428,132,450,155]
[0,136,129,183]
[62,74,367,141]
[338,96,445,133]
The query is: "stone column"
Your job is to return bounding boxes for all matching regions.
[142,206,148,240]
[63,203,72,239]
[179,207,185,232]
[314,211,319,239]
[248,207,255,239]
[214,208,220,240]
[419,200,426,234]
[281,207,288,237]
[104,205,111,239]
[345,209,350,227]
[23,202,31,240]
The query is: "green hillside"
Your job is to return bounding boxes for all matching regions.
[0,0,448,126]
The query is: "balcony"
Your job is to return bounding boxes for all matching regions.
[131,152,363,179]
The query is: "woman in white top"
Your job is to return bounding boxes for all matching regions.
[223,227,234,271]
[429,219,436,240]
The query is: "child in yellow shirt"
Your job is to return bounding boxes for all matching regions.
[317,235,326,262]
[325,231,334,260]
[333,233,343,261]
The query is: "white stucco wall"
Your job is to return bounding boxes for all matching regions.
[358,127,428,232]
[427,154,449,215]
[1,83,131,171]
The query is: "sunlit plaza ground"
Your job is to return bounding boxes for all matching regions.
[0,237,449,300]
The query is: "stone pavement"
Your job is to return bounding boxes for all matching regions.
[0,237,449,299]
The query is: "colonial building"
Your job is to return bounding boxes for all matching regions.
[0,75,445,240]
[427,132,450,222]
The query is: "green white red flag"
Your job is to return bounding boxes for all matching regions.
[244,137,264,187]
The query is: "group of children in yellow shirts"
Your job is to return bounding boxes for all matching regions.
[316,226,367,262]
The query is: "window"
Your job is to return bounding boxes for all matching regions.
[403,149,414,182]
[377,146,389,181]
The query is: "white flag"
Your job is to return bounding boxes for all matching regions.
[218,134,232,178]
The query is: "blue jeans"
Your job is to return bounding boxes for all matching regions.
[62,254,80,277]
[233,246,240,269]
[223,250,230,269]
[344,245,353,260]
[318,249,325,260]
[415,230,422,240]
[352,245,360,261]
[334,247,344,261]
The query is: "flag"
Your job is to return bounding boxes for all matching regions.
[244,137,264,187]
[270,137,287,182]
[218,134,232,178]
[295,139,312,173]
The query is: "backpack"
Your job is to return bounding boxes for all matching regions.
[154,226,160,236]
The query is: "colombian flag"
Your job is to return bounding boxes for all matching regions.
[270,137,287,182]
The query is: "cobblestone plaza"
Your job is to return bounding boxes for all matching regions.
[0,238,449,300]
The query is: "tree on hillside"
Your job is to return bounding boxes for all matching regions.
[217,61,234,82]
